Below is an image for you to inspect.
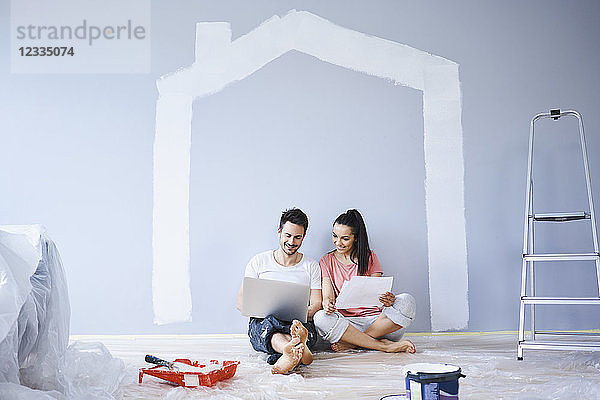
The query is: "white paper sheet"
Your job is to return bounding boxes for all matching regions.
[335,276,393,308]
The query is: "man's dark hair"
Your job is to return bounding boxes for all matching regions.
[279,208,309,234]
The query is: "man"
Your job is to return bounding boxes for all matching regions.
[236,208,322,374]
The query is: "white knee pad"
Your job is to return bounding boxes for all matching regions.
[383,293,416,329]
[313,310,349,343]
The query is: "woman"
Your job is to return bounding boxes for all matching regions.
[313,209,416,353]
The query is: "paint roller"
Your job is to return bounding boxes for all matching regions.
[145,354,177,370]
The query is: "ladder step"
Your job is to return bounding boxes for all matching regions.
[535,330,600,336]
[523,253,599,261]
[522,297,600,305]
[531,211,590,222]
[520,340,600,352]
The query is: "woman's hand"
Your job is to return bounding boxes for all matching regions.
[323,297,336,315]
[379,291,396,308]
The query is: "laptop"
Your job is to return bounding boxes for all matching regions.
[241,277,310,323]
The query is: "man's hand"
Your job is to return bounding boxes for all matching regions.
[323,297,336,315]
[378,291,395,308]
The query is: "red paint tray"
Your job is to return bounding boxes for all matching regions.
[139,359,240,387]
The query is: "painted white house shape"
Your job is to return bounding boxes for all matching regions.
[152,10,469,331]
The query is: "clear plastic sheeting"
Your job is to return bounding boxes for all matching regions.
[0,226,127,400]
[59,341,125,400]
[87,333,600,400]
[0,382,64,399]
[0,226,128,400]
[0,225,70,390]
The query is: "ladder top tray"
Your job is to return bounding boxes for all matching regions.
[521,297,600,305]
[531,212,590,222]
[523,253,599,261]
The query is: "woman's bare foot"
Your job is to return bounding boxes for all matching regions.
[291,320,313,365]
[380,338,416,353]
[271,337,303,374]
[331,341,358,352]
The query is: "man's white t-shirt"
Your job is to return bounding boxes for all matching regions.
[244,250,321,289]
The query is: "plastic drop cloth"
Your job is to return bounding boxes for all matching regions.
[92,333,600,400]
[0,225,125,400]
[0,225,70,389]
[0,340,124,400]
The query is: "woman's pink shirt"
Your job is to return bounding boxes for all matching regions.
[319,251,383,317]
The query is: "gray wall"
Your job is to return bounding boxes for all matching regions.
[1,0,599,334]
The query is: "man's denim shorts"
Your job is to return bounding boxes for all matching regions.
[248,314,318,364]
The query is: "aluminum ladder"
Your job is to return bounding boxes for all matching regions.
[518,109,600,360]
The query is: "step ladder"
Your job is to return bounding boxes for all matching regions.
[518,109,600,360]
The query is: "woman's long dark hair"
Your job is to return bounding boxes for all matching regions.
[334,209,372,276]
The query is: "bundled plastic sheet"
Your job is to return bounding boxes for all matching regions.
[0,225,70,389]
[0,225,125,399]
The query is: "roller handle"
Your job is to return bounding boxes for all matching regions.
[145,354,175,369]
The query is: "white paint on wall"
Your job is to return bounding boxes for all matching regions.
[153,10,468,331]
[152,94,193,324]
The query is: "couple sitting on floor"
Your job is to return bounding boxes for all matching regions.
[235,208,417,374]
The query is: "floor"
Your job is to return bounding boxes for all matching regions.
[70,333,600,400]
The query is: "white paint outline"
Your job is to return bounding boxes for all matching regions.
[153,10,468,330]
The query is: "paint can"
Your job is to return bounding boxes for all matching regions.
[404,363,465,400]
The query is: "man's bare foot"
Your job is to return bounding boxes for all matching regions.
[271,337,302,374]
[291,320,308,342]
[380,338,416,353]
[331,341,358,352]
[291,320,313,365]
